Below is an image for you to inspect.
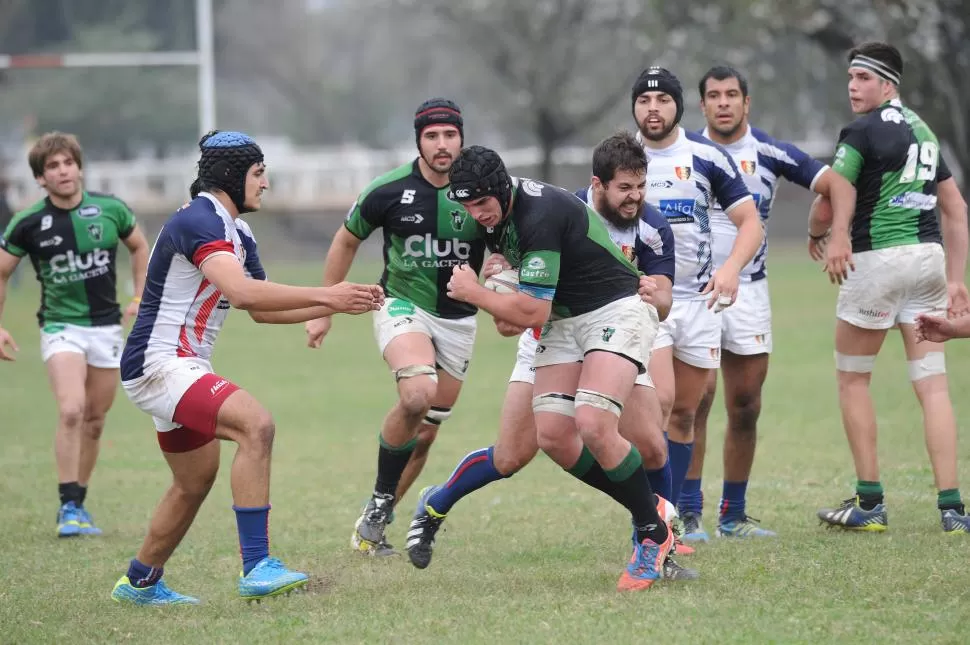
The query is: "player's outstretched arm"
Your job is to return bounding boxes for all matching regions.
[250,282,385,324]
[0,249,22,361]
[201,254,381,313]
[938,177,970,318]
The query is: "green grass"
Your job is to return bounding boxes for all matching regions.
[2,252,969,644]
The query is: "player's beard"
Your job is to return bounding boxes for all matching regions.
[638,117,677,143]
[596,197,640,231]
[422,151,454,176]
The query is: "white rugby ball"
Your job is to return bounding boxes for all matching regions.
[484,268,520,294]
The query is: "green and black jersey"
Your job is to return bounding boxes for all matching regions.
[344,160,486,319]
[485,178,640,319]
[832,98,949,253]
[0,191,136,327]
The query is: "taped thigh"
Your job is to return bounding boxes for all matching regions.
[532,392,576,418]
[394,364,438,383]
[908,351,945,381]
[574,388,624,417]
[834,352,876,373]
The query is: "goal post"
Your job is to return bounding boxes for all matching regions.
[0,0,216,135]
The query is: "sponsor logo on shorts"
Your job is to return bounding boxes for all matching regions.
[535,344,546,354]
[392,316,414,328]
[601,326,615,342]
[43,323,67,334]
[209,379,229,396]
[461,359,469,374]
[387,299,417,317]
[754,334,766,344]
[710,347,720,360]
[858,307,890,320]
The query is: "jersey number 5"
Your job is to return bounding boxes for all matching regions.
[401,189,416,204]
[900,141,938,183]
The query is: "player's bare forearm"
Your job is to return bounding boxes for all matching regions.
[724,205,764,274]
[813,171,856,238]
[649,276,673,322]
[938,178,969,283]
[0,250,20,326]
[470,288,551,329]
[250,305,340,324]
[949,315,970,338]
[123,226,150,298]
[321,227,362,287]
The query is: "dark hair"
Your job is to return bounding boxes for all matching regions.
[698,65,749,99]
[592,131,648,184]
[847,42,903,78]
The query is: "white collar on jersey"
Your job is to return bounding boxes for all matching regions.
[199,191,234,221]
[701,123,752,152]
[635,126,686,156]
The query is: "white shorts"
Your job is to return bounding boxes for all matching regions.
[654,298,722,369]
[720,279,772,355]
[510,329,654,387]
[122,357,214,432]
[40,323,123,369]
[373,298,477,381]
[533,295,658,375]
[836,243,946,329]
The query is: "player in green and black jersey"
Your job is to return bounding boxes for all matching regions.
[810,42,970,534]
[440,145,673,591]
[304,99,487,554]
[0,132,150,537]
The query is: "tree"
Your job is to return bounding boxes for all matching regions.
[386,0,683,182]
[716,0,970,185]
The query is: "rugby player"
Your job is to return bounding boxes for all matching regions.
[111,131,383,605]
[304,99,487,555]
[632,67,763,521]
[810,42,970,533]
[0,132,150,537]
[679,66,855,540]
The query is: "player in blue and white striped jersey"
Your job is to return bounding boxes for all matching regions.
[631,67,764,529]
[680,66,856,541]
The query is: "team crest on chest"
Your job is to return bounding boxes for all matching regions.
[86,223,103,242]
[620,244,635,261]
[740,160,757,175]
[450,209,465,231]
[674,166,692,181]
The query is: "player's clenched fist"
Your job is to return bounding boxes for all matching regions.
[0,327,19,361]
[321,282,385,314]
[447,264,481,303]
[305,316,332,348]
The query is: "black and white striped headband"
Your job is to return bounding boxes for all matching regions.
[849,55,901,85]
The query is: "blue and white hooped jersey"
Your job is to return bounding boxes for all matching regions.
[120,193,266,381]
[703,125,828,281]
[639,128,753,299]
[576,186,675,282]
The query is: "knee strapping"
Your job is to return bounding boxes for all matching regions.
[908,351,946,381]
[394,364,438,383]
[423,406,452,426]
[532,392,576,417]
[834,352,877,373]
[574,388,624,417]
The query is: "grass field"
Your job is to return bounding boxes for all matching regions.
[1,251,969,644]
